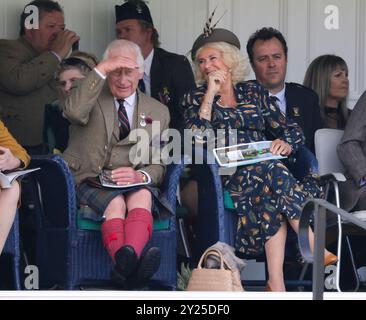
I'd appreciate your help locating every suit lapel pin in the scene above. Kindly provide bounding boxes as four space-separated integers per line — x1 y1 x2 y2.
292 107 300 117
158 87 171 105
139 112 147 127
139 113 152 127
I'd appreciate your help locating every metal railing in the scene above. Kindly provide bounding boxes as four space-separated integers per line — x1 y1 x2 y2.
298 198 366 300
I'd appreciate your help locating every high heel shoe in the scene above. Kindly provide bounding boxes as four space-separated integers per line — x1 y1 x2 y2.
324 252 338 266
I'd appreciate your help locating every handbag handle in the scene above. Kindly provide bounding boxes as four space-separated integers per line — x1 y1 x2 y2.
197 248 230 270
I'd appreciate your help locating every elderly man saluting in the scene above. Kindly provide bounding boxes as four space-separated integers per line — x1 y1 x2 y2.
62 39 171 288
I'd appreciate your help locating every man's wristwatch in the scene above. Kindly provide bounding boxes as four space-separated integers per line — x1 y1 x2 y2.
140 172 148 183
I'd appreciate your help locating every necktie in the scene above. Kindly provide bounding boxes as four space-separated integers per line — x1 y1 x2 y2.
138 78 146 93
270 96 286 113
117 99 130 140
270 96 279 103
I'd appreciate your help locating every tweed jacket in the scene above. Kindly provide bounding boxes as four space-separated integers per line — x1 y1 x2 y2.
62 70 170 186
0 120 30 167
0 37 59 146
337 90 366 210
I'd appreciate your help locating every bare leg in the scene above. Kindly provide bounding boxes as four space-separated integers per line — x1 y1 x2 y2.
0 181 20 254
125 189 152 212
265 222 287 291
104 194 126 220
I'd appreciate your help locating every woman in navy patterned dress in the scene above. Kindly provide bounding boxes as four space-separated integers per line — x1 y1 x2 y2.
183 28 336 291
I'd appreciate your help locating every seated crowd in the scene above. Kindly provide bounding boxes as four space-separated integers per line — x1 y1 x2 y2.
1 0 365 291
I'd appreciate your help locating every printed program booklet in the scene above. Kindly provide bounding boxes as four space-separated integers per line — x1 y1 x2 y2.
213 141 286 168
0 167 40 189
99 170 150 188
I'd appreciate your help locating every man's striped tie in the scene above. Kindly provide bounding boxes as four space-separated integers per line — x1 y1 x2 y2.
117 99 130 140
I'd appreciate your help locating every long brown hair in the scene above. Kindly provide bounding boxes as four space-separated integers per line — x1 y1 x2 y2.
303 54 349 128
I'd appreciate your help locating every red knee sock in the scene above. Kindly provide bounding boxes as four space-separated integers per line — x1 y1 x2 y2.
101 218 125 262
124 208 153 258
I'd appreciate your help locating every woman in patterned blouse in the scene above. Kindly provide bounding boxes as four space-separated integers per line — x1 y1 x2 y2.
183 28 337 291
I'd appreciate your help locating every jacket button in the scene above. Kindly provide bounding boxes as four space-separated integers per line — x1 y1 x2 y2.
104 145 108 150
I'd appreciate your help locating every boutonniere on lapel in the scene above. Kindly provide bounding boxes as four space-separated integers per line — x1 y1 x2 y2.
292 107 301 117
139 112 153 127
158 86 171 105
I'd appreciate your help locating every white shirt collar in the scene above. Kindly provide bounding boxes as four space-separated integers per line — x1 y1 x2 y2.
269 85 285 103
121 91 137 108
143 48 154 77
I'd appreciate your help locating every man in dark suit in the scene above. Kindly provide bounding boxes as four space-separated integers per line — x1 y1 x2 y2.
246 27 322 153
246 27 324 289
115 0 196 131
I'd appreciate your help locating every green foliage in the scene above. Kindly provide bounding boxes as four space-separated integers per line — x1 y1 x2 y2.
177 262 192 291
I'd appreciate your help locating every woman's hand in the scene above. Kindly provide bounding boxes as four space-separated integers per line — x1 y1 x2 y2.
0 146 21 171
270 139 293 156
207 70 229 95
111 167 145 185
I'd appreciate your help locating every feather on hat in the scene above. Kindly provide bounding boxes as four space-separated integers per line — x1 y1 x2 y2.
191 8 240 61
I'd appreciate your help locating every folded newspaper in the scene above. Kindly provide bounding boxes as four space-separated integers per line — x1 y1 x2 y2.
0 167 40 189
213 141 286 167
99 170 150 188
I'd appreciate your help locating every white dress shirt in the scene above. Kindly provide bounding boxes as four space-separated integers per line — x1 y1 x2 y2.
141 48 154 97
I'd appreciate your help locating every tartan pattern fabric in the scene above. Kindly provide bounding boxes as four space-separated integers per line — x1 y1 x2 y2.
77 181 173 221
117 99 130 140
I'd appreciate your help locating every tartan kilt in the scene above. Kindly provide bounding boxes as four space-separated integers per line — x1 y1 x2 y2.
77 181 172 222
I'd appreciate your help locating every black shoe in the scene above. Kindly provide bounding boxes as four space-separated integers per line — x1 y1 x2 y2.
110 266 127 288
135 247 161 286
114 245 138 277
123 247 161 290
